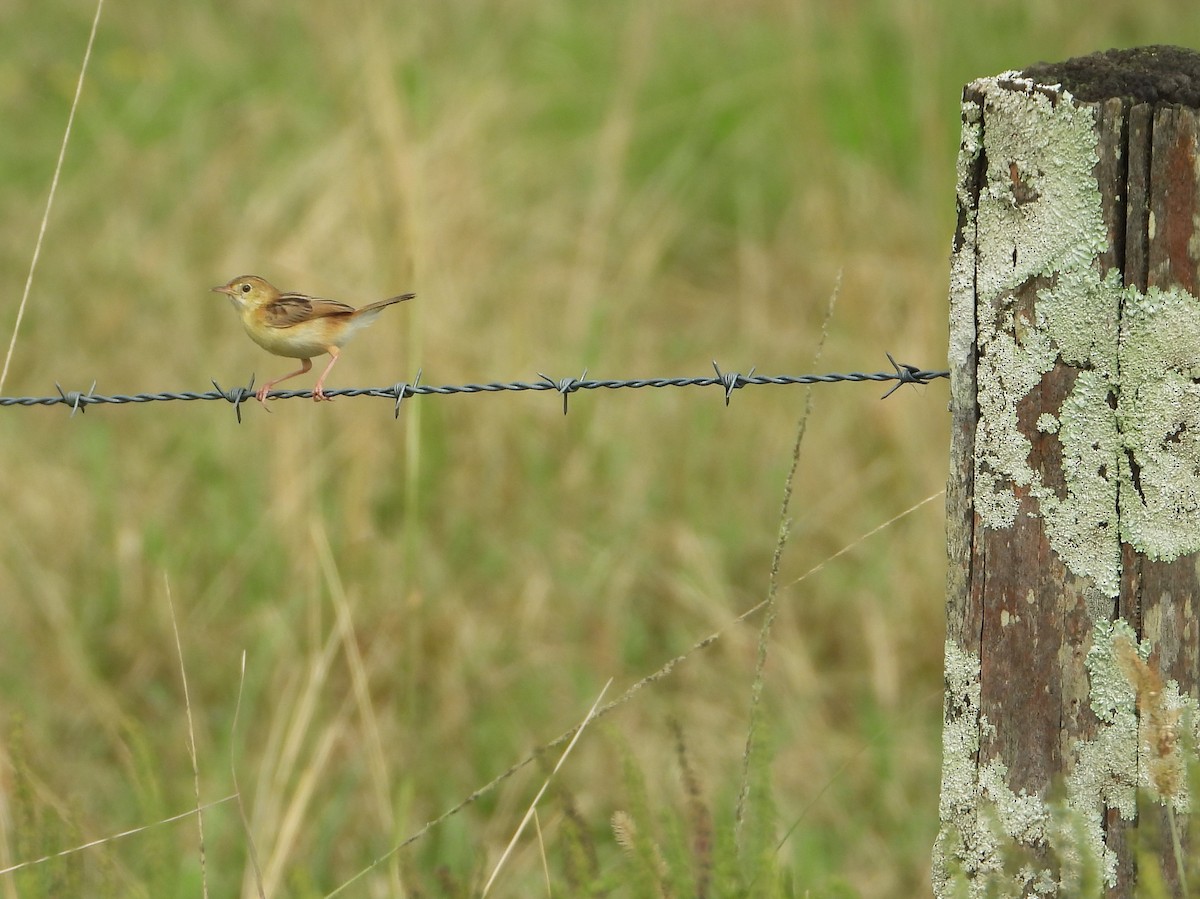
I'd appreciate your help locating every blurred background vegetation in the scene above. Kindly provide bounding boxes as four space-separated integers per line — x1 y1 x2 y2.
1 0 1196 895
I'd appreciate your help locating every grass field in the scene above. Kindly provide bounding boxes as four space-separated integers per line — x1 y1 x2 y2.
2 1 1198 896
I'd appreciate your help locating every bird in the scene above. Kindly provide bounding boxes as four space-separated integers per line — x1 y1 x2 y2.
212 275 414 406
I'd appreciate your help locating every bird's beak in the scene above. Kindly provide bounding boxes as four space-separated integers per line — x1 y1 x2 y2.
212 285 235 296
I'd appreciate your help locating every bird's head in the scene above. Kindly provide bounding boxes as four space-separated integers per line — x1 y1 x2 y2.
212 275 277 310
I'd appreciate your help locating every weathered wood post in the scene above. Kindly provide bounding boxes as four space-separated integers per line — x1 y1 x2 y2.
937 47 1200 896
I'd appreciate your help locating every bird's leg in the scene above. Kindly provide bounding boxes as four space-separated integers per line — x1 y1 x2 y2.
312 346 341 402
256 358 313 405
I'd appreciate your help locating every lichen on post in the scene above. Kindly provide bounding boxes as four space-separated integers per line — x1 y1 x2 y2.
937 46 1200 896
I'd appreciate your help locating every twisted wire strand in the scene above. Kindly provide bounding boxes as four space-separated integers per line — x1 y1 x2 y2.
0 358 948 421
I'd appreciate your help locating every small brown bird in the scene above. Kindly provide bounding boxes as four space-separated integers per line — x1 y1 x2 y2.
212 275 414 406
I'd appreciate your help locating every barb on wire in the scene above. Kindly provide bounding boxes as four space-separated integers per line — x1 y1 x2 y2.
54 380 96 417
0 355 949 420
712 361 756 406
391 369 422 419
538 368 588 416
881 352 926 400
210 376 256 423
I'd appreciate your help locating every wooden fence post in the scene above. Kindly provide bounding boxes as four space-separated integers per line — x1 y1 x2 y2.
937 46 1200 896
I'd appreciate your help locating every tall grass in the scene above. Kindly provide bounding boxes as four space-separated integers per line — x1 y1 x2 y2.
2 0 1197 895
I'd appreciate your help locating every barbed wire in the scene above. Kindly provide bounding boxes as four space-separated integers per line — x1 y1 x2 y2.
0 355 948 422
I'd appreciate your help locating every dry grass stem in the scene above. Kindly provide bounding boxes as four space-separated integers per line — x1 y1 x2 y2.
482 679 612 897
0 796 236 878
1 0 105 393
735 277 839 845
230 651 266 899
165 574 209 899
1113 635 1190 892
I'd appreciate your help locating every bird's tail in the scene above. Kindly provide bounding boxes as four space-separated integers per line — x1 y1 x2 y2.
358 292 416 314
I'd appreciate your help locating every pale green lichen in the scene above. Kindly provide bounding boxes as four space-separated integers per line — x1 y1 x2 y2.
972 77 1108 306
1037 332 1122 599
980 759 1048 846
936 622 1198 896
1094 616 1200 812
1064 619 1142 887
947 100 983 386
934 639 1102 896
1068 619 1200 854
1118 285 1200 560
968 74 1122 599
964 71 1200 595
933 639 1000 892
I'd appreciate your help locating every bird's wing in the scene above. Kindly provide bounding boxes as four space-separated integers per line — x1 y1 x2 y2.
263 293 356 328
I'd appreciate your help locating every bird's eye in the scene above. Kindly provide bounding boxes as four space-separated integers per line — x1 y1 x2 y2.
240 283 251 293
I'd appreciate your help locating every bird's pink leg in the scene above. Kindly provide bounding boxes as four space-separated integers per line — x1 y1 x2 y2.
256 358 313 406
312 347 341 402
